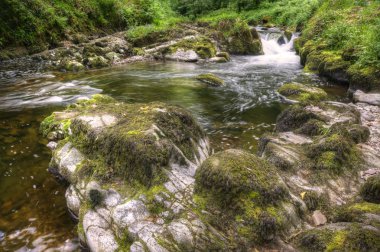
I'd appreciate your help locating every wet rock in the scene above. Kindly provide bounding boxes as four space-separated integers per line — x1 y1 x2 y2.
62 60 85 72
165 49 199 62
215 51 230 61
353 90 380 106
209 56 228 63
278 82 327 103
312 210 327 226
196 73 224 87
66 185 82 216
47 141 57 150
86 56 109 68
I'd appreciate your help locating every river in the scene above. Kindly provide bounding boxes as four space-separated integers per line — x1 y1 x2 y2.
0 30 347 251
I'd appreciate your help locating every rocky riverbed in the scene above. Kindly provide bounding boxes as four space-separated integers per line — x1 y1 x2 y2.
41 88 380 251
1 21 379 251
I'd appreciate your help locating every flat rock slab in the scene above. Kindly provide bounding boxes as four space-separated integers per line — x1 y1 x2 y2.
354 90 380 106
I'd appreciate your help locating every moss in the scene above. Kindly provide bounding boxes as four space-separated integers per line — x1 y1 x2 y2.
196 73 224 87
295 119 326 136
215 52 230 61
89 189 103 208
332 202 380 223
278 83 328 103
194 149 290 245
195 149 288 206
40 114 57 137
306 132 360 174
329 123 370 144
168 36 216 59
297 224 380 252
276 105 321 132
360 175 380 204
215 18 263 55
44 94 206 187
303 191 320 211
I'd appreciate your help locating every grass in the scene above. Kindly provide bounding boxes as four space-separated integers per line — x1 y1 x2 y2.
197 0 322 29
299 0 380 78
0 0 174 50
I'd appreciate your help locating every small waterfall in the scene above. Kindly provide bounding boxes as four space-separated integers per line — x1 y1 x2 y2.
259 29 298 55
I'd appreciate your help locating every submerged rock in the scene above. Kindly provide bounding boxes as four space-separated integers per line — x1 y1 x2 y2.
196 73 224 87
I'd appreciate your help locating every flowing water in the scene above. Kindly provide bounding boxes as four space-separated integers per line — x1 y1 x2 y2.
0 30 347 251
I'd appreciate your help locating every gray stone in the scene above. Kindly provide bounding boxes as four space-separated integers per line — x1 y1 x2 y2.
165 49 199 62
65 185 82 216
112 200 149 229
130 241 146 252
167 220 194 250
354 90 380 106
312 210 327 226
83 210 118 252
47 141 58 150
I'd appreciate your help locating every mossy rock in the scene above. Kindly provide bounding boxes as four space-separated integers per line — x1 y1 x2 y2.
168 36 216 59
194 149 297 244
296 224 380 252
332 201 380 223
196 73 224 87
306 132 360 174
276 105 321 132
42 94 207 186
216 52 230 61
278 83 328 103
360 175 380 204
85 56 109 68
216 18 263 55
195 149 288 206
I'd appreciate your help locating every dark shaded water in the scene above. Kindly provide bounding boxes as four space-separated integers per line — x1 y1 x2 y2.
0 37 347 250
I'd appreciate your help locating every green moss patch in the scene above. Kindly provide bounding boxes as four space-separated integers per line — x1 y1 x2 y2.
360 175 380 204
196 73 224 87
296 224 380 252
194 149 292 244
42 94 206 186
278 83 328 103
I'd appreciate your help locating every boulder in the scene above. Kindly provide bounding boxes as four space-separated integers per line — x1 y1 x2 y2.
278 82 328 103
353 90 380 106
194 149 301 244
196 73 224 87
42 94 230 251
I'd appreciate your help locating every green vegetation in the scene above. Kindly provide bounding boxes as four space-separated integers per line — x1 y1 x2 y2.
297 0 380 90
196 73 224 87
360 175 380 203
297 224 380 252
278 83 328 103
194 149 292 244
0 0 174 50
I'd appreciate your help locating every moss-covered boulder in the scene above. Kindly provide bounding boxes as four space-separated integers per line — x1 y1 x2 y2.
196 73 224 87
278 83 328 103
216 19 263 55
360 175 380 204
165 36 217 61
296 223 380 252
41 94 236 251
194 149 301 246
